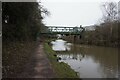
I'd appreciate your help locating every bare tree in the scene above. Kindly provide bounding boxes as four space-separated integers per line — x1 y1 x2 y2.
101 2 118 23
38 1 51 19
118 1 120 22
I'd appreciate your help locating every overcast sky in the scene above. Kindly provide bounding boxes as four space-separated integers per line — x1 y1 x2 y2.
41 0 119 27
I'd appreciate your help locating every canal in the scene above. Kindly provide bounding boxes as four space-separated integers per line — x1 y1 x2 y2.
51 39 118 78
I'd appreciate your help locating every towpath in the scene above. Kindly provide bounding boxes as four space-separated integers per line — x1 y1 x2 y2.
17 43 55 78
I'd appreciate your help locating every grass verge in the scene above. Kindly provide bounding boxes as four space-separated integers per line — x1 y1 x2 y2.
44 40 79 78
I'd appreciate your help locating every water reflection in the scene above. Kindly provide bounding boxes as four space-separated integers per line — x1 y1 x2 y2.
51 39 71 51
51 39 118 78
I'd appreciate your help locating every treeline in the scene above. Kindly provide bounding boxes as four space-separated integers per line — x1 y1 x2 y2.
79 2 120 47
2 2 46 42
80 21 119 47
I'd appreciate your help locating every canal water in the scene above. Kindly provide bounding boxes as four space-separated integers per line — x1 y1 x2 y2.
51 39 118 78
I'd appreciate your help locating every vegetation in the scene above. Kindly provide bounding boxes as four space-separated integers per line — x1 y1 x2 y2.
79 21 119 47
44 40 79 78
2 2 48 77
74 2 119 47
2 2 45 41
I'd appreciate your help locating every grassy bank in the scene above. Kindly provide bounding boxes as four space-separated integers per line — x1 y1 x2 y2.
3 41 37 78
43 40 79 78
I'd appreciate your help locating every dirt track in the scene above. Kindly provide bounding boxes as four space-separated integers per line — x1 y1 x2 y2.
17 43 55 78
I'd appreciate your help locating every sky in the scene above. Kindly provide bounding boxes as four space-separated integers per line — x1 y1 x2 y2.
41 0 119 27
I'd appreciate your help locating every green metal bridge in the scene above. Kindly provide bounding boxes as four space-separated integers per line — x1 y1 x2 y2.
40 25 85 35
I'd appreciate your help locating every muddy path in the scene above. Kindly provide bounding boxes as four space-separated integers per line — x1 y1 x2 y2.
17 43 55 78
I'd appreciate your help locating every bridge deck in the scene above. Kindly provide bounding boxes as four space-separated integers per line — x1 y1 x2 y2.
40 26 85 35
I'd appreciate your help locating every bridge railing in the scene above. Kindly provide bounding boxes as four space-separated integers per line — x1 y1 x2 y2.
40 26 85 35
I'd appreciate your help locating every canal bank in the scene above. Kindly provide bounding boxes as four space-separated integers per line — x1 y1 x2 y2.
43 40 79 78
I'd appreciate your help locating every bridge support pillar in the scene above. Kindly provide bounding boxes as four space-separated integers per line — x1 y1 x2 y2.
74 35 82 43
73 35 77 43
